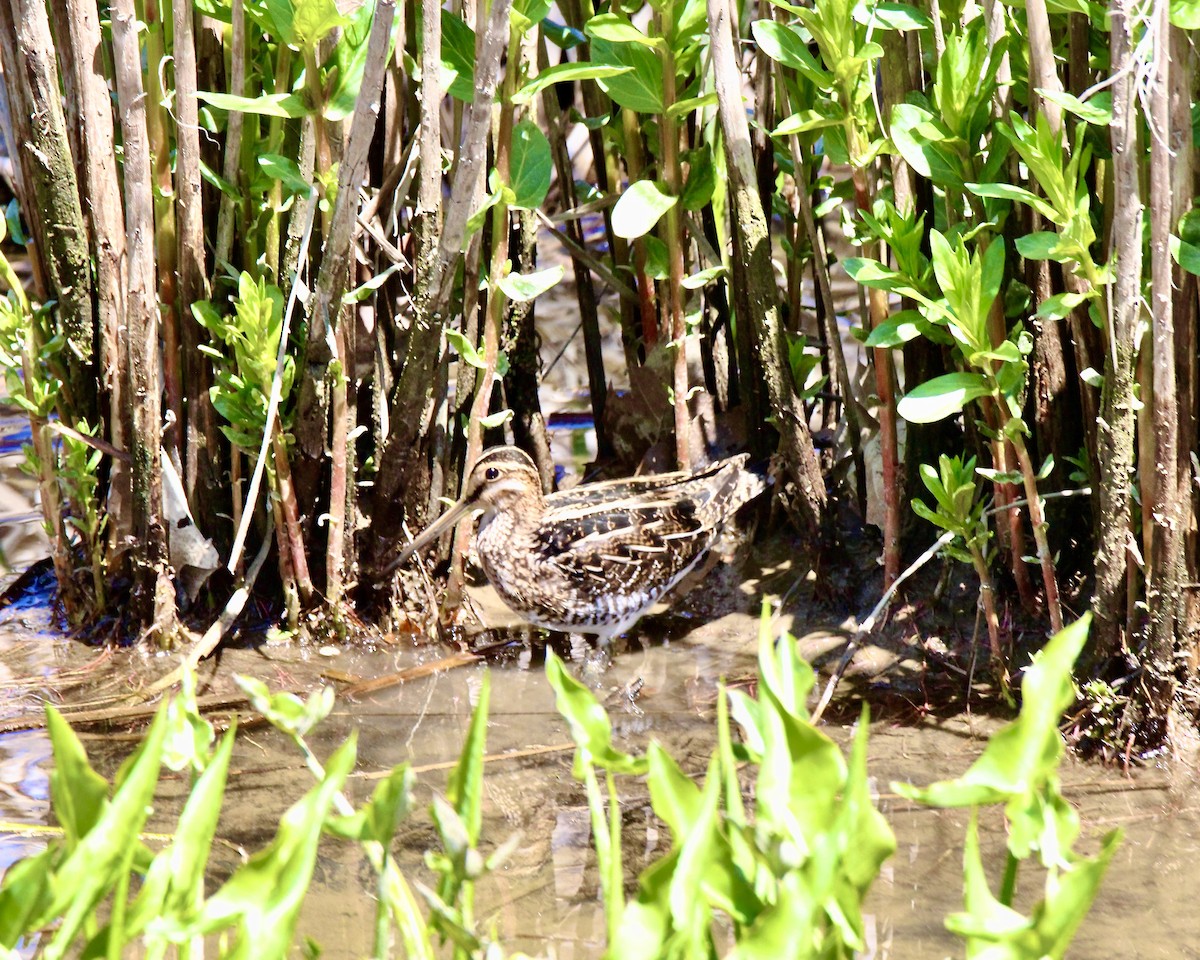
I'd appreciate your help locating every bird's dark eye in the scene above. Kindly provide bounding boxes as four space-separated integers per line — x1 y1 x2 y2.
485 467 500 481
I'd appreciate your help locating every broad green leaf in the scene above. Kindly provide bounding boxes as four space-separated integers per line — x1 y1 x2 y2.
511 62 632 104
448 673 489 844
199 158 243 201
236 676 334 738
863 310 924 348
496 265 565 302
543 18 586 48
681 265 728 289
591 37 664 113
890 102 965 188
680 146 716 210
612 180 677 239
1016 231 1071 262
290 0 347 48
667 92 717 119
4 200 27 246
966 180 1060 223
772 106 844 136
856 1 932 29
45 707 109 846
508 121 552 209
893 615 1091 808
751 20 831 86
646 742 704 838
1171 235 1200 277
126 725 237 939
1172 0 1200 25
441 11 477 102
193 736 356 960
446 328 485 368
897 372 991 423
197 91 311 118
39 708 168 953
585 12 666 50
545 650 647 774
258 154 313 198
1035 290 1092 321
1037 87 1112 126
327 0 396 120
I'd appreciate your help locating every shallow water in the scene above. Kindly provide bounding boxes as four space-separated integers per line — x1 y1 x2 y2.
1 565 1197 959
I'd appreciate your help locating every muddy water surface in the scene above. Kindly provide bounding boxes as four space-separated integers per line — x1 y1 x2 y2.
0 561 1197 959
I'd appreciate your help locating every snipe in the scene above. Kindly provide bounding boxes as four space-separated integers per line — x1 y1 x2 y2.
391 447 766 644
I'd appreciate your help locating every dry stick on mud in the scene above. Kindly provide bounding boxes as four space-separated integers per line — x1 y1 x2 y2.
707 0 825 531
112 0 179 641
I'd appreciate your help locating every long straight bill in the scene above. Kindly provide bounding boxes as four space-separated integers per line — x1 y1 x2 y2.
385 499 476 572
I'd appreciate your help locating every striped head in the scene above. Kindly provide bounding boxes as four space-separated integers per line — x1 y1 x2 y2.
388 446 544 570
460 446 545 519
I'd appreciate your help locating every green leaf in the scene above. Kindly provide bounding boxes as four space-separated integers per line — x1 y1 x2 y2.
326 0 396 121
1172 0 1200 27
681 264 727 289
496 265 564 302
192 737 356 960
448 673 489 843
680 146 716 210
890 102 966 188
545 650 647 774
46 706 110 846
666 92 717 119
772 105 845 136
591 37 664 113
290 0 347 48
1035 290 1091 321
258 154 313 198
126 724 237 939
38 707 168 949
966 180 1060 223
441 11 477 102
4 200 27 246
1171 235 1200 277
511 62 632 104
894 615 1092 809
612 180 677 239
508 120 552 209
585 12 667 50
864 310 924 348
1016 230 1071 262
446 328 485 368
197 91 311 118
1037 87 1112 126
751 20 831 86
897 372 992 423
857 1 932 29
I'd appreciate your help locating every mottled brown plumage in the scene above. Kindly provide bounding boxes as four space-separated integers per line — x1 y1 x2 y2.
393 446 766 642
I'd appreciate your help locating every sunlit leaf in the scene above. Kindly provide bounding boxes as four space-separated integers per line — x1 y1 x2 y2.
612 180 677 239
511 62 632 104
496 265 564 302
897 372 991 423
197 91 310 118
508 121 552 210
590 37 663 113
